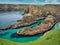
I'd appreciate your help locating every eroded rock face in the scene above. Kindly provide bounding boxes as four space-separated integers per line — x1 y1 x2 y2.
17 15 56 36
0 4 59 30
22 13 43 23
56 15 60 22
0 13 43 30
0 4 28 11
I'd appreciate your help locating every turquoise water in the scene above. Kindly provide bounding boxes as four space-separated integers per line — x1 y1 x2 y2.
51 22 60 30
0 11 60 42
0 19 43 42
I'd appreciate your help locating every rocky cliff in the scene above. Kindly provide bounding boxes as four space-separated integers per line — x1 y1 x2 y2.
17 15 56 36
0 4 60 30
0 4 60 15
0 4 29 11
0 13 43 30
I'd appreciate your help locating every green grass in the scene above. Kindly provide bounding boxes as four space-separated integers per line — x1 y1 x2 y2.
0 28 60 45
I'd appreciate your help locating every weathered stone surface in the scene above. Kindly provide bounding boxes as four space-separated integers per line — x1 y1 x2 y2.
0 4 59 30
0 13 43 30
56 15 60 22
17 15 56 36
0 4 60 15
0 4 29 11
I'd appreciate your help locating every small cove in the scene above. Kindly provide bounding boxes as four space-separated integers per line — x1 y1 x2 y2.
0 11 60 42
0 11 24 28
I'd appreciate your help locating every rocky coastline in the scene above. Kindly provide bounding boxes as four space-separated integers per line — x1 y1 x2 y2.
17 15 56 36
0 4 60 36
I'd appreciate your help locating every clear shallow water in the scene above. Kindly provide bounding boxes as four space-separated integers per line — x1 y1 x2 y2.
0 11 60 42
0 18 43 42
51 22 60 30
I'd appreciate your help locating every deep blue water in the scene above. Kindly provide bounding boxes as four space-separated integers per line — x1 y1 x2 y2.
0 11 60 42
0 11 24 28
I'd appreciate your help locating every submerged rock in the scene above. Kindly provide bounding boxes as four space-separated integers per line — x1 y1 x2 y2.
17 15 56 36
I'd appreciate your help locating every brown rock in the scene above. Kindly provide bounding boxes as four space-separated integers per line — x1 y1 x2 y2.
17 15 56 36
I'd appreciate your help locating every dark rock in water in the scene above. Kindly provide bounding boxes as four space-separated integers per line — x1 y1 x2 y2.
0 8 4 11
0 30 3 32
11 32 42 38
11 33 19 38
17 15 56 36
17 19 22 22
0 32 9 37
0 26 10 30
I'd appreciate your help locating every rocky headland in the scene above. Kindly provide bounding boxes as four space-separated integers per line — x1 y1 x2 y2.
0 4 60 31
17 15 56 36
0 13 44 30
0 4 60 15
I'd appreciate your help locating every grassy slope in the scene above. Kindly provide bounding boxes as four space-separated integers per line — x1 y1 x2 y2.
0 29 60 45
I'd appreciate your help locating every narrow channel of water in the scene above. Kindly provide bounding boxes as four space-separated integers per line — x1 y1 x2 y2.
0 11 60 42
0 19 43 42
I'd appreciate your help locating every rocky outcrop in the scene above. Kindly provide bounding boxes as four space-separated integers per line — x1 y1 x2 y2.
0 4 60 15
56 15 60 22
0 4 59 30
0 13 44 30
0 4 28 11
17 15 56 36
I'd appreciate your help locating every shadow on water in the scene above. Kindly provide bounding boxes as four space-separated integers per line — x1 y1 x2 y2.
0 19 44 42
15 19 44 29
0 30 3 32
10 33 43 42
10 22 57 38
11 33 43 38
0 32 9 37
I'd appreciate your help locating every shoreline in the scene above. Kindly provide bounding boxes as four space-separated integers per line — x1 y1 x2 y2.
17 15 57 36
0 17 44 30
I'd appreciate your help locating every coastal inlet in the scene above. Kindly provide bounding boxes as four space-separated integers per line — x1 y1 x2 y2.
0 11 44 42
0 11 60 42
